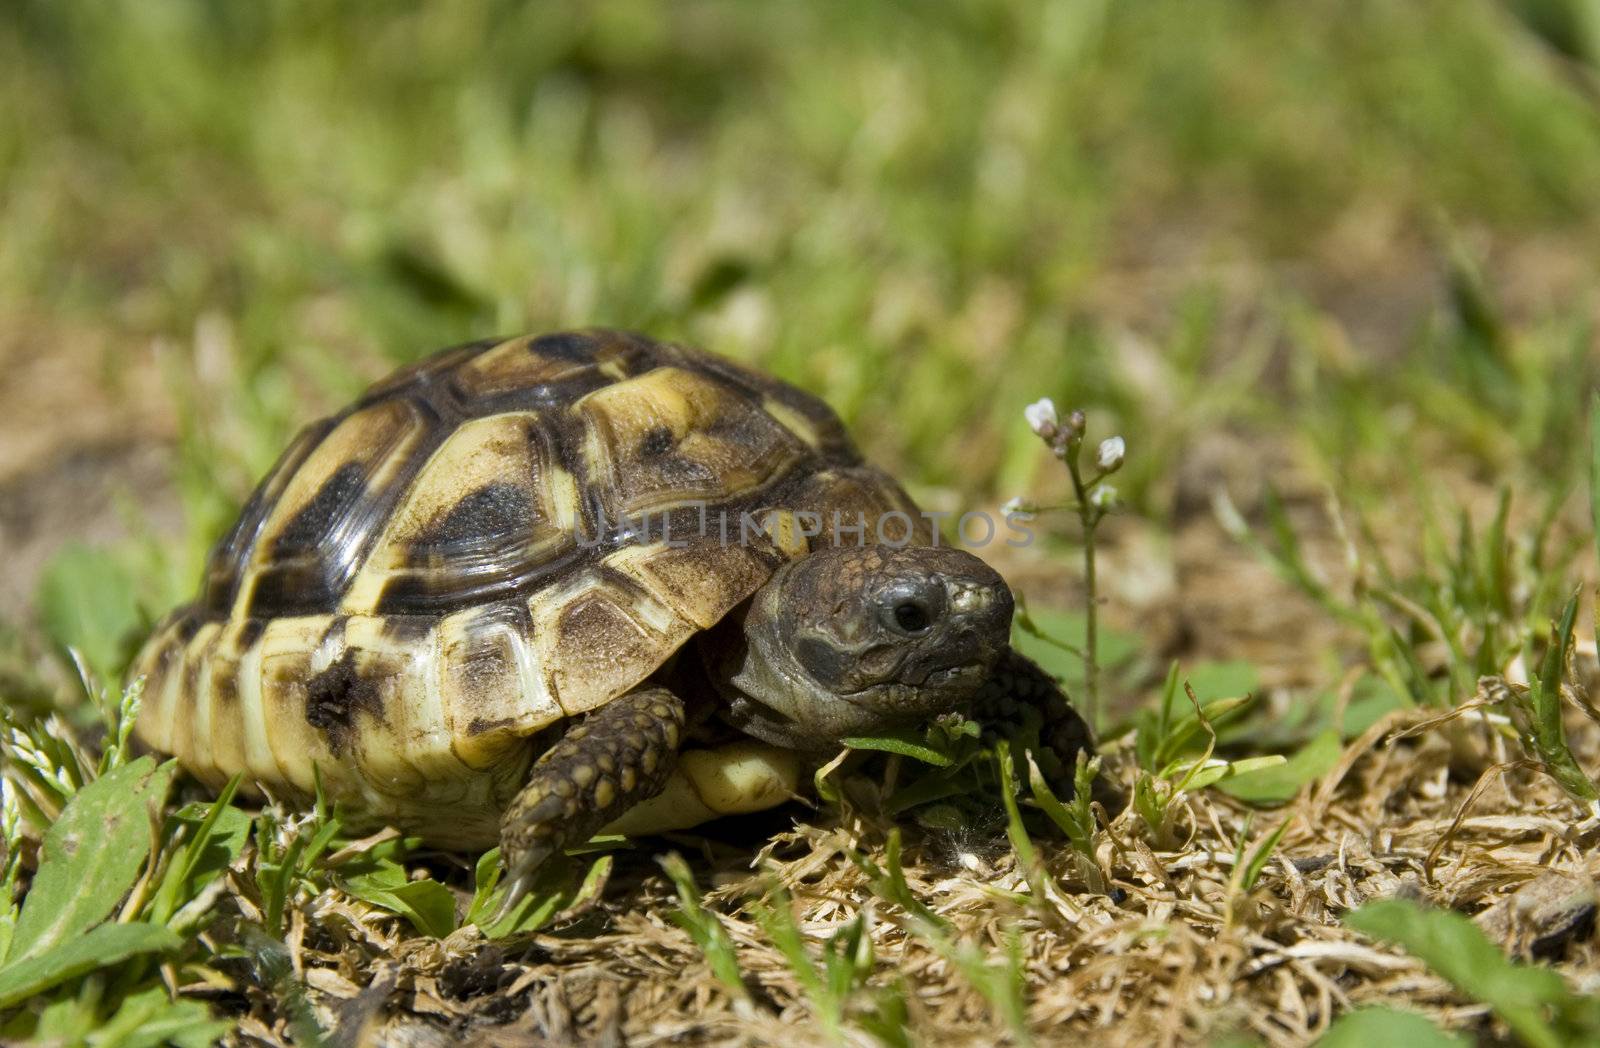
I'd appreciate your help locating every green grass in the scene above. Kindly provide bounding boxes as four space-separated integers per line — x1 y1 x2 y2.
4 0 1600 1043
5 1 1600 542
1345 898 1600 1048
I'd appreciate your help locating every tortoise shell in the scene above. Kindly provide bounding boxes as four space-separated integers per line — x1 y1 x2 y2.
131 330 924 846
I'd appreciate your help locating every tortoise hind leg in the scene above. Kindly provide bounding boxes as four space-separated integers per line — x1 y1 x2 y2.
498 686 686 912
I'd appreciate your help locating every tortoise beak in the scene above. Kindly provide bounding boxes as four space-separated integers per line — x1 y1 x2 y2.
946 571 1013 643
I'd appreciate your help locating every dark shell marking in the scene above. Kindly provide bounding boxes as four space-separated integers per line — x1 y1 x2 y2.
131 329 921 847
303 650 384 753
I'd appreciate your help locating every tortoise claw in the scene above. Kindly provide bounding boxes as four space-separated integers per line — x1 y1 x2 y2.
492 867 538 925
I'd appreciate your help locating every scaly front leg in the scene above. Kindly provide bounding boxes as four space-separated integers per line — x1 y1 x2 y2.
498 686 685 912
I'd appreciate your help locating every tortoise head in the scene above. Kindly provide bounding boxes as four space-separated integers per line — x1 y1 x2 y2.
711 545 1014 750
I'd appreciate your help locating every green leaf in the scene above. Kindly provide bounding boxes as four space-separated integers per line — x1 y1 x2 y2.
7 756 176 963
148 777 251 927
848 833 1030 1043
752 887 849 1044
841 729 953 767
1482 486 1513 622
1345 899 1569 1048
0 922 181 1008
1027 751 1097 858
1524 591 1598 804
1011 607 1140 690
465 848 504 926
1138 661 1183 768
882 767 981 815
821 913 874 1009
339 852 458 939
470 849 613 938
342 874 458 939
1218 729 1343 804
85 985 231 1048
1538 591 1578 705
993 742 1046 900
27 991 98 1043
1132 773 1167 841
1320 1007 1470 1047
1027 750 1106 892
1167 754 1287 793
1184 660 1260 701
255 804 342 938
1153 694 1256 768
850 831 943 929
35 543 142 685
1238 818 1292 892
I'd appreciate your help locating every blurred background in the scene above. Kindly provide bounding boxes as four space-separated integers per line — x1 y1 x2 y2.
2 0 1599 697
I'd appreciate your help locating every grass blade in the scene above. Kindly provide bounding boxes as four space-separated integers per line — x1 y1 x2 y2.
1239 817 1292 892
1346 899 1568 1048
660 853 749 1005
841 729 954 767
146 774 247 927
1321 1007 1470 1047
1523 591 1599 806
0 922 180 1008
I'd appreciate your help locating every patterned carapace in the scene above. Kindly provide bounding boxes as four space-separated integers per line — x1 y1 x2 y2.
131 330 925 847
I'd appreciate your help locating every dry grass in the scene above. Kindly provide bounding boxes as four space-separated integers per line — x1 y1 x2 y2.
218 696 1598 1047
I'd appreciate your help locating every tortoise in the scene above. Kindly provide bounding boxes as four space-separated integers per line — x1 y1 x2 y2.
131 329 1093 907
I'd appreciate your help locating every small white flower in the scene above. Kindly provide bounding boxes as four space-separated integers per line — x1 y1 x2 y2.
1090 484 1118 510
1001 496 1035 520
1096 435 1126 473
1023 398 1058 436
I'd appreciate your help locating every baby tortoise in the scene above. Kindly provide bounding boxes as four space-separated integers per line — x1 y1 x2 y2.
131 330 1094 907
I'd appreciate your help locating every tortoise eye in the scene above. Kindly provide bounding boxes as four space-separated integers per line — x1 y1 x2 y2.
878 578 943 636
893 601 931 633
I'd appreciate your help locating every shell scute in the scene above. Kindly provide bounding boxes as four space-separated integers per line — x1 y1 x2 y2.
528 568 690 717
236 396 435 618
602 540 782 630
437 601 560 769
360 339 490 402
450 333 597 400
575 365 807 516
343 411 578 614
201 423 329 614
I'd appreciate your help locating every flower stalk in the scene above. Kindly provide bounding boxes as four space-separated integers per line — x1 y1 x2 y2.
1015 399 1123 726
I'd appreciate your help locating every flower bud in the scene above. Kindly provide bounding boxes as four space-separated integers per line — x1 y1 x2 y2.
1024 398 1058 439
1064 410 1087 439
1000 496 1036 521
1096 435 1125 474
1090 484 1118 510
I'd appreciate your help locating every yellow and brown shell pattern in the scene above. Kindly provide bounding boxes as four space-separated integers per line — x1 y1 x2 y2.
131 330 923 847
